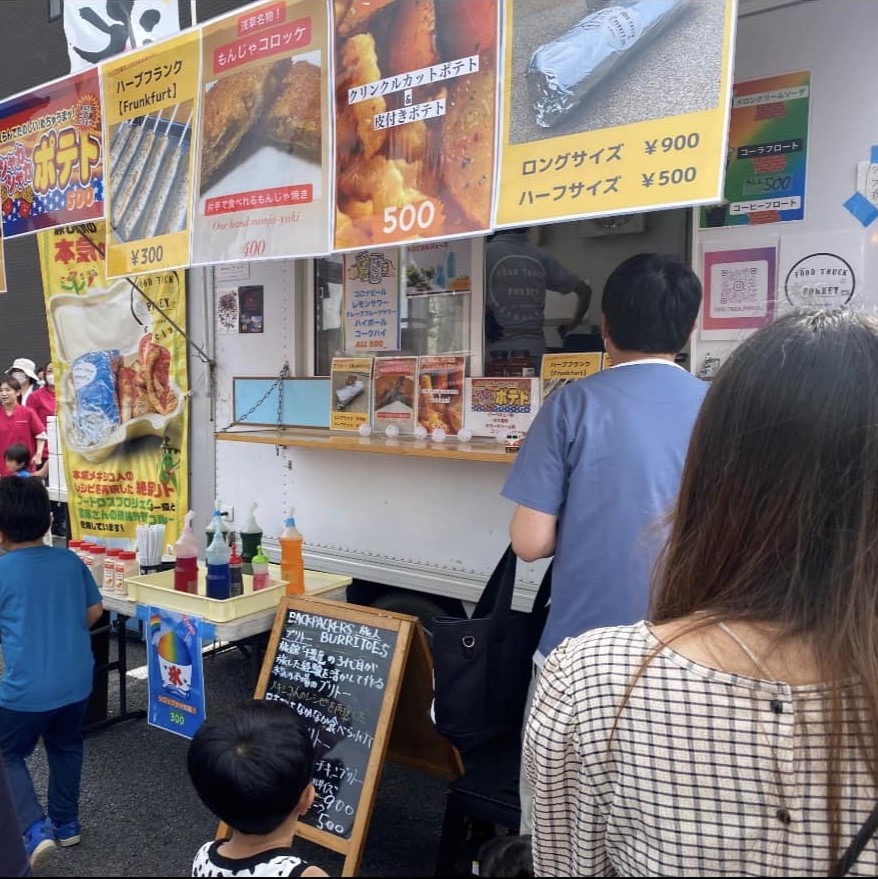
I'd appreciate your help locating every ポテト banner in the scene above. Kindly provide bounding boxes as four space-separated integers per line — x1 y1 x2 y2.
0 70 105 237
334 0 500 249
495 0 737 227
102 30 200 276
190 0 333 264
701 70 810 228
38 222 189 547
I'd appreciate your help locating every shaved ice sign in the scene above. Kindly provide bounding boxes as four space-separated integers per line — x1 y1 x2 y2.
146 606 206 739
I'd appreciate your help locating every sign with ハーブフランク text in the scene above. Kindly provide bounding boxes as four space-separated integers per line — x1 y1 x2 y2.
496 0 737 227
102 30 200 277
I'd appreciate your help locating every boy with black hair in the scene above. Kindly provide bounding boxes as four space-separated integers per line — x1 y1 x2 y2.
188 699 328 877
3 444 30 477
0 476 102 867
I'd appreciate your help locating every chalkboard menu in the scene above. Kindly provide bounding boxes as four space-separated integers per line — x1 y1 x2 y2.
262 604 400 840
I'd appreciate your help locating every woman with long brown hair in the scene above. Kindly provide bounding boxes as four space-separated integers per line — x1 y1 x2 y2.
523 309 878 876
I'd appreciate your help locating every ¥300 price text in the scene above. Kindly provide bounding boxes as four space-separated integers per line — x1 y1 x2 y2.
130 245 164 267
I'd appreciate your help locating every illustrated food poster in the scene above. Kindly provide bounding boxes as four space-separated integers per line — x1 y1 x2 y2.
373 356 417 432
417 354 465 434
465 376 539 437
334 0 500 249
330 356 373 431
0 70 105 237
540 352 603 403
102 31 200 276
191 0 334 264
495 0 737 226
38 222 189 546
147 607 206 739
701 70 810 227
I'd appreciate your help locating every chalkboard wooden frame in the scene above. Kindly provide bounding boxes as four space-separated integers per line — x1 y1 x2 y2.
242 594 460 876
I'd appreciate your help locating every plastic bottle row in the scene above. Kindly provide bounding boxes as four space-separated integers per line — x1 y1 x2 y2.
70 540 139 595
172 501 305 601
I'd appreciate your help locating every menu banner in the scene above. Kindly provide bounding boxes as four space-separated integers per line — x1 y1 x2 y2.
373 356 417 433
102 30 200 277
191 0 333 264
417 354 465 434
146 606 207 740
38 222 189 546
343 248 400 353
334 0 500 249
464 376 539 438
495 0 737 227
702 70 810 228
0 70 105 238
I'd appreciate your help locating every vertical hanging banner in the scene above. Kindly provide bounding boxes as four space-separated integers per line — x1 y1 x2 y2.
38 222 189 546
191 0 333 265
495 0 737 227
334 0 500 250
701 70 810 228
102 30 200 277
343 248 401 353
0 70 104 238
146 606 206 739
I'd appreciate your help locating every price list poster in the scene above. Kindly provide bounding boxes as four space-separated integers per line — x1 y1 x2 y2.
102 30 200 277
191 0 334 265
495 0 738 227
0 69 105 238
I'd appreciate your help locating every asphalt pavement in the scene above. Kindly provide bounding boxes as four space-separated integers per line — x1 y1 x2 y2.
25 634 449 878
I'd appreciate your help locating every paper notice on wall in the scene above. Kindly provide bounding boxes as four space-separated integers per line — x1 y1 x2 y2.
465 377 539 437
330 357 373 432
343 249 401 353
373 356 417 433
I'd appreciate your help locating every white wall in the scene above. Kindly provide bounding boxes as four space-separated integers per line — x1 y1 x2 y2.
693 0 878 370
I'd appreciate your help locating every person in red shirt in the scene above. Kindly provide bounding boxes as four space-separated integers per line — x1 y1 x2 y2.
0 376 46 477
26 363 55 433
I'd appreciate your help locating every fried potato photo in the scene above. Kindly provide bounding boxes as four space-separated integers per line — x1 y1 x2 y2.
333 0 499 248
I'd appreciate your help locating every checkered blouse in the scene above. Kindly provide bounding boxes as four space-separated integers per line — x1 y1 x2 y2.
522 622 878 877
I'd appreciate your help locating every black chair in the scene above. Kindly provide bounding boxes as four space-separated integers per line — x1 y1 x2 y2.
434 733 522 877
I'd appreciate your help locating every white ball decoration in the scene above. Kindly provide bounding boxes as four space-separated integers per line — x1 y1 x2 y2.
457 428 473 442
385 425 400 438
358 423 372 437
414 425 428 440
431 427 447 443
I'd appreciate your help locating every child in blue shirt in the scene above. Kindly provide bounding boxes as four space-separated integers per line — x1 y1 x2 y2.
4 444 30 478
0 476 102 868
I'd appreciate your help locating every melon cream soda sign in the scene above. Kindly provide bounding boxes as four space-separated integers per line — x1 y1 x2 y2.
39 222 189 546
102 30 200 277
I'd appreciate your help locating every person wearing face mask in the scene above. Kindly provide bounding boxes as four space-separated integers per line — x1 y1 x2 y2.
26 365 65 538
6 360 39 407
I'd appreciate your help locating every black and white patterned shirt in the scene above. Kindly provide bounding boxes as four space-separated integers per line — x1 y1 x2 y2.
192 840 311 877
523 622 878 877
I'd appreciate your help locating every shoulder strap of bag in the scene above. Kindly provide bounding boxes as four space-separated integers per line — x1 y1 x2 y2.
472 545 518 621
829 801 878 877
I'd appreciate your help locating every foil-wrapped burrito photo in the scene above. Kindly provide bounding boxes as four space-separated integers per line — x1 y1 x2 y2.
527 0 689 128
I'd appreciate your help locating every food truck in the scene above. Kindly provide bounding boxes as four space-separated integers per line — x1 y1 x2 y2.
0 0 874 631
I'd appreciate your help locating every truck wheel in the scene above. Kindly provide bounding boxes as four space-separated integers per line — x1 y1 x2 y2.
369 592 463 641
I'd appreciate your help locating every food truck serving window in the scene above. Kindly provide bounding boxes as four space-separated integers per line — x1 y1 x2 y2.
313 254 474 376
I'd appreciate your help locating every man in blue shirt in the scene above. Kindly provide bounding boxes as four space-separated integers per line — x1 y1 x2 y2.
504 253 706 833
504 253 706 659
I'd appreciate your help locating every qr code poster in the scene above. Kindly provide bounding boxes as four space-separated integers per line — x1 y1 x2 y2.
702 245 778 337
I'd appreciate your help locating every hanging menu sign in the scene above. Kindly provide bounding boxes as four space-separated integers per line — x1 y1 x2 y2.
495 0 737 227
102 30 200 277
334 0 500 249
0 70 105 238
191 0 333 265
343 248 400 353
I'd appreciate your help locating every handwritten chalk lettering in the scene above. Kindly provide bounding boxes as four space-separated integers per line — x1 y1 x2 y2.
317 631 391 657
